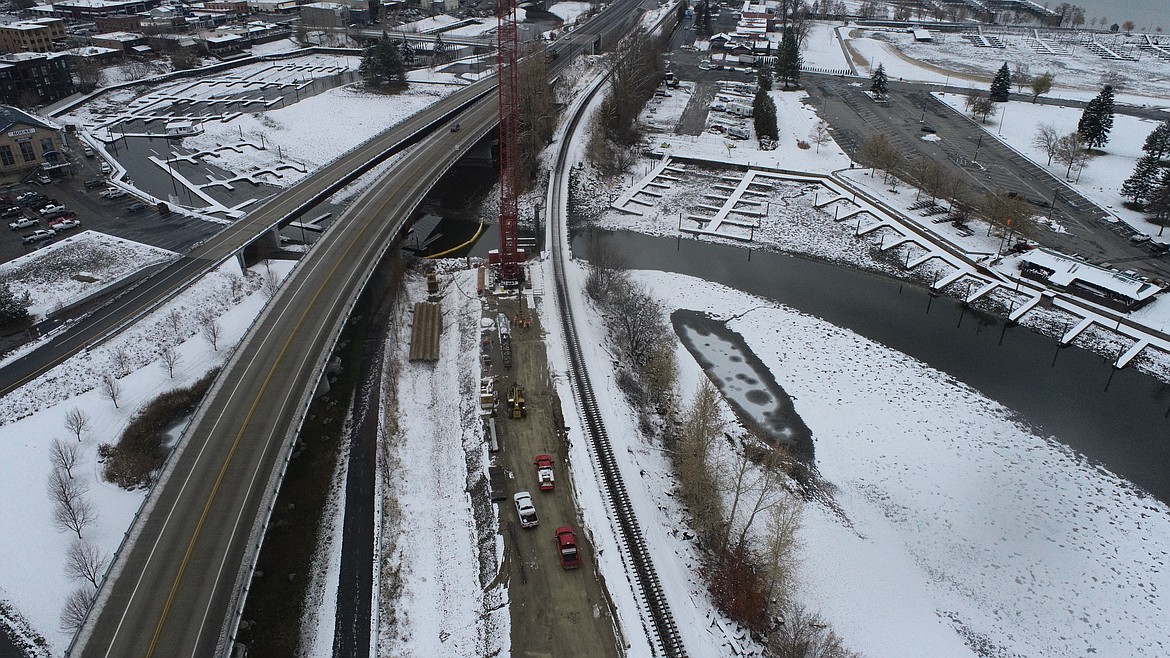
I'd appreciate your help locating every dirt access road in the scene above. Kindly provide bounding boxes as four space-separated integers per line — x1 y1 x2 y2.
483 282 623 658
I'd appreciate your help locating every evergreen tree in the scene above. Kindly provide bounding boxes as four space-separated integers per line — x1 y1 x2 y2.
1121 153 1164 205
775 27 801 89
753 87 778 141
399 38 416 66
1142 120 1170 160
433 34 449 64
360 36 406 87
0 283 31 326
758 64 772 91
1078 85 1115 149
870 63 888 97
989 62 1011 101
1147 169 1170 228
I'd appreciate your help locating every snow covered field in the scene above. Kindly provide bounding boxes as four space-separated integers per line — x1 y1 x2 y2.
644 271 1170 658
0 256 296 654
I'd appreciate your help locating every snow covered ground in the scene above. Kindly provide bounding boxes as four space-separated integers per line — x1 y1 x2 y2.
0 232 177 322
548 1 592 27
643 270 1170 658
840 24 1170 105
0 256 296 654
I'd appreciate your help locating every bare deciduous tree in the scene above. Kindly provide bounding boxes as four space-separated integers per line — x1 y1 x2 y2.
1032 123 1061 165
159 345 181 378
1055 131 1091 179
59 586 96 632
673 380 726 544
768 602 862 658
166 308 184 337
227 273 246 302
110 344 132 378
857 134 903 184
64 407 90 442
201 317 221 351
51 438 81 479
964 92 997 123
261 269 280 299
584 232 629 302
66 539 109 588
100 373 122 409
809 121 832 153
48 468 95 539
610 281 665 367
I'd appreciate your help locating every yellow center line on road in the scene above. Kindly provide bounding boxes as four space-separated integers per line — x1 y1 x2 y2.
143 180 409 657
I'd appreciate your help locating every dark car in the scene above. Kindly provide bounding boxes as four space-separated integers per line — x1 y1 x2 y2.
1 206 23 218
83 178 106 189
20 194 47 207
921 125 937 134
127 202 147 213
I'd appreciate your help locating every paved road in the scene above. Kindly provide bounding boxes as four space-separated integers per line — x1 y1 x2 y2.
74 93 503 658
804 75 1170 281
69 2 650 657
0 79 495 399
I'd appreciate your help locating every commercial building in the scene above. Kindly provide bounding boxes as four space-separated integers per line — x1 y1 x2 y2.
0 18 67 53
0 105 63 179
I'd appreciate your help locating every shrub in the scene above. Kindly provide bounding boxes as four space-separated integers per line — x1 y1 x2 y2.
101 369 219 489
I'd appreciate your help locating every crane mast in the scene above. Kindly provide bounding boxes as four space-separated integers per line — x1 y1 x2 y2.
496 0 523 284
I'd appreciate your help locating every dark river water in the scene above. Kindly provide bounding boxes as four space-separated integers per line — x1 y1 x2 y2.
571 229 1170 503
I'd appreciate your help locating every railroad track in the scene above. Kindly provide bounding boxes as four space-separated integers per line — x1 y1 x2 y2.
547 70 686 657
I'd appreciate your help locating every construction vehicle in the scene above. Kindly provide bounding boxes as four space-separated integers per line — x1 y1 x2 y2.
507 383 527 419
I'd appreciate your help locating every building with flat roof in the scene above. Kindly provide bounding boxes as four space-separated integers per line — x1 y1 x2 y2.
46 0 161 20
0 51 74 107
0 17 67 53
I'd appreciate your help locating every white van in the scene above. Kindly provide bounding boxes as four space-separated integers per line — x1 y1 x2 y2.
727 125 750 140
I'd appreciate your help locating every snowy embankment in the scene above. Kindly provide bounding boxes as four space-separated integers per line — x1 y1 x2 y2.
640 270 1170 658
0 231 176 323
0 255 297 654
373 269 508 658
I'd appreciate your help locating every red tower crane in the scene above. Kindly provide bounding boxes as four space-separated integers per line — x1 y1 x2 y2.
495 0 523 284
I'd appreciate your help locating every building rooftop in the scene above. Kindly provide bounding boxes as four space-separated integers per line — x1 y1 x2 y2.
0 105 59 133
1021 248 1162 302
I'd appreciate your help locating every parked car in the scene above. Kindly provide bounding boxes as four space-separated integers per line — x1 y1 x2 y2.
83 146 94 157
534 455 555 491
99 161 111 174
16 191 41 203
1131 233 1152 244
554 526 581 569
50 218 80 232
513 491 539 529
38 203 65 215
47 212 77 226
1 206 23 218
99 187 126 199
20 194 47 208
83 177 106 189
35 173 51 185
8 216 37 230
127 202 147 213
21 228 55 245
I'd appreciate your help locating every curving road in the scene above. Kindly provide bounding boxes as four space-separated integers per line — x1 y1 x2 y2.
0 79 495 399
74 97 502 658
69 3 650 657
